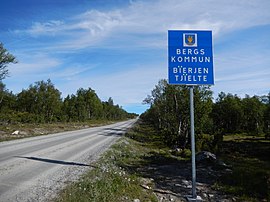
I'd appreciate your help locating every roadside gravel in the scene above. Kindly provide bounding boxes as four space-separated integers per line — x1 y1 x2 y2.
0 119 136 202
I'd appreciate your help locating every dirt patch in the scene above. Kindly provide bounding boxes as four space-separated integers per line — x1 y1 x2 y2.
126 152 237 202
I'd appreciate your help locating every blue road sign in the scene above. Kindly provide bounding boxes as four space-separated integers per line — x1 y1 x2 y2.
168 30 214 85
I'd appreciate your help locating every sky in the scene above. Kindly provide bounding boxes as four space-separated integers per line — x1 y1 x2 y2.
1 0 270 114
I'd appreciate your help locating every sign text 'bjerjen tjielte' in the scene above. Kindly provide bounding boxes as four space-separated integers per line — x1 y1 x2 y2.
168 30 214 85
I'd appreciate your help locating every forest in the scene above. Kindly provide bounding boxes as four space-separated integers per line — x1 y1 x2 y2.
0 79 137 124
141 79 270 150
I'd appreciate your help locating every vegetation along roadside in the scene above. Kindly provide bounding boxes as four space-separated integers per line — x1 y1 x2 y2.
55 120 270 202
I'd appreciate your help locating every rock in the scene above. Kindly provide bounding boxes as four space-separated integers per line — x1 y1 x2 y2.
208 194 214 198
19 131 28 136
182 179 191 187
11 130 20 135
215 159 231 169
141 184 151 190
169 195 174 201
196 151 217 164
170 146 183 156
202 193 208 198
196 151 232 170
133 199 140 202
140 178 154 186
175 148 182 152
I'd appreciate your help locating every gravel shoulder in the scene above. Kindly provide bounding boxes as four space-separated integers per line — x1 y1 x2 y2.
0 119 136 202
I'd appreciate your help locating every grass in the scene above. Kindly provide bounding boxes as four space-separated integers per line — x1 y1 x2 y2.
223 133 267 142
55 124 159 202
0 120 116 142
215 133 270 201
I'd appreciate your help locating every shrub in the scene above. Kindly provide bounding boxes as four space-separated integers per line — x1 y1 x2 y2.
196 133 214 152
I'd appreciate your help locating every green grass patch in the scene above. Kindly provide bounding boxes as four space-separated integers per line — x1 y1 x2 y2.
223 133 266 142
215 134 270 201
55 134 158 202
125 122 165 148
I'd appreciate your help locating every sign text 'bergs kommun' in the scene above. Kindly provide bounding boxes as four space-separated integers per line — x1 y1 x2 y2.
168 30 214 85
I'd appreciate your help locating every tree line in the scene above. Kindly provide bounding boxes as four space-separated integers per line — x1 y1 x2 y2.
0 79 137 123
0 43 136 124
141 79 270 150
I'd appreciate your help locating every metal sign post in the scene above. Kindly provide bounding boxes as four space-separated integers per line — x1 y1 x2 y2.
189 85 196 199
168 30 214 201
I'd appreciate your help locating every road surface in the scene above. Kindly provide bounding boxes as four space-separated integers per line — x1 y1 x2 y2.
0 119 136 202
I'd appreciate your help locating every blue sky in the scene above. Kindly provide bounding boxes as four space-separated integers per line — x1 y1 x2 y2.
1 0 270 114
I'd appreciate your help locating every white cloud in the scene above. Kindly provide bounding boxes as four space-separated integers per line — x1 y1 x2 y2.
74 9 122 32
54 65 97 80
12 0 270 51
9 53 61 76
13 9 123 50
120 0 270 37
29 20 65 36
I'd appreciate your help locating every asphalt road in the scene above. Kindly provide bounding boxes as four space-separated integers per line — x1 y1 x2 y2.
0 119 136 202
